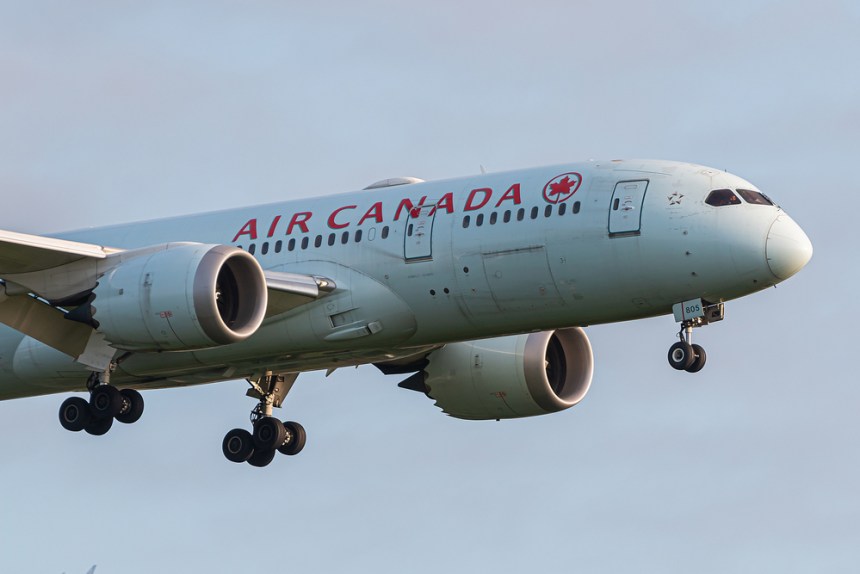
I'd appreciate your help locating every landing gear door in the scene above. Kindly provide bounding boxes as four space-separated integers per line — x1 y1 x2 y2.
404 204 436 261
608 180 648 235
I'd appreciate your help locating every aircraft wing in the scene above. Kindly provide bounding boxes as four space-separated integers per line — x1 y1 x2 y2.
263 270 336 317
0 229 119 274
0 230 334 356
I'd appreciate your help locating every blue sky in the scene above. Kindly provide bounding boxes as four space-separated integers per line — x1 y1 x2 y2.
1 2 858 572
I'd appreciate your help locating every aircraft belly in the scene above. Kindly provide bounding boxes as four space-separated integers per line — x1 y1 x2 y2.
0 328 90 399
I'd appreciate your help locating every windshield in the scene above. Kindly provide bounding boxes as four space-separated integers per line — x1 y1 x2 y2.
736 189 774 206
705 189 741 207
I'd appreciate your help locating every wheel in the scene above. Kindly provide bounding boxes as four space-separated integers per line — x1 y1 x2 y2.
90 385 123 418
668 342 695 370
116 389 145 424
85 414 114 436
686 344 707 373
248 447 276 467
253 417 287 450
223 428 255 463
59 397 92 432
278 421 306 456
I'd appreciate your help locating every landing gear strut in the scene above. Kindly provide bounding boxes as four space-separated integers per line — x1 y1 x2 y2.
667 298 724 373
58 369 145 435
222 372 306 467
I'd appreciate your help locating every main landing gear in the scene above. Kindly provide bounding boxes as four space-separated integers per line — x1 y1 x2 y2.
222 372 306 467
667 298 725 373
58 372 145 435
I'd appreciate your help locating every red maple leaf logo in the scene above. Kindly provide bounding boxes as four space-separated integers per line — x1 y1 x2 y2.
542 172 582 204
549 176 577 197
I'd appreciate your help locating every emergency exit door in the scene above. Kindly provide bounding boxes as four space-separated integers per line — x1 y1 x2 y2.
608 180 648 235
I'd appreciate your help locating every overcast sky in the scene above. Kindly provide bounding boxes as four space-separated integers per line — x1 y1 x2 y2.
1 1 858 573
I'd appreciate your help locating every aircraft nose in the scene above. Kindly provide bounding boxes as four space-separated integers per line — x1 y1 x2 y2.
766 214 813 280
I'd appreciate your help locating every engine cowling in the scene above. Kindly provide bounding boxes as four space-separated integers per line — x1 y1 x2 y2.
422 328 593 420
91 243 267 351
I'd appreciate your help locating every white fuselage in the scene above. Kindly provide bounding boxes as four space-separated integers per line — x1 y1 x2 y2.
0 159 810 398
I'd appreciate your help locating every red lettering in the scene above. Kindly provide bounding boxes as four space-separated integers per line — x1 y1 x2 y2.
394 197 427 221
430 192 455 215
327 205 356 229
464 188 492 211
266 215 282 238
286 212 312 234
358 202 384 225
232 219 258 243
494 183 521 207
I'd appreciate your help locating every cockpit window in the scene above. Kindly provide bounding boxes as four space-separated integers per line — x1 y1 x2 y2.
736 188 774 206
705 189 741 207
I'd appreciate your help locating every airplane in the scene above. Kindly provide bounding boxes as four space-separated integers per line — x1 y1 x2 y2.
0 159 812 467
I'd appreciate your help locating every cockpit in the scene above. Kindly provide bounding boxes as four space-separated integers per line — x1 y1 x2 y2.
705 188 774 207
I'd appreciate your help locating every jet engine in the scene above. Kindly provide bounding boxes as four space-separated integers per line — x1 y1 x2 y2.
416 328 593 420
87 243 268 351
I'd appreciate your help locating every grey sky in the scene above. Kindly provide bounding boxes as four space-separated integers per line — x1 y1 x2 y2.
0 1 857 572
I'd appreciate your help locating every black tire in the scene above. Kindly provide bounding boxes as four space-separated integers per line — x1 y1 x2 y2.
90 385 123 418
278 421 307 456
85 414 114 436
116 389 145 424
59 397 92 432
248 447 276 468
686 344 707 373
222 428 255 463
668 342 695 371
253 417 287 450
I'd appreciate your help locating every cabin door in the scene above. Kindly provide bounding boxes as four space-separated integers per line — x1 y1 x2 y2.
404 204 436 261
608 180 648 235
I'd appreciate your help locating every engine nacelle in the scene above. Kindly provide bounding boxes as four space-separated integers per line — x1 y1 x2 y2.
423 328 594 420
91 243 267 351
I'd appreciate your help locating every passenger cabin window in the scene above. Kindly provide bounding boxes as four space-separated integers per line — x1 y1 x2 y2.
705 189 742 207
736 188 774 206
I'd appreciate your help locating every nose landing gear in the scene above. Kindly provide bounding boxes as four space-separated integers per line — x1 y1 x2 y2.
667 298 723 373
222 372 306 467
668 327 707 373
